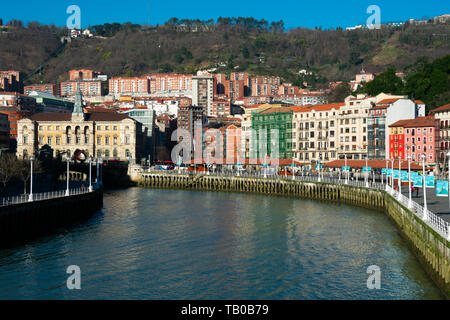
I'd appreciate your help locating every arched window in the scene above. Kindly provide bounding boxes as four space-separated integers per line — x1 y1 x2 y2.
125 149 130 158
105 149 110 158
23 149 28 159
97 149 103 158
113 148 118 158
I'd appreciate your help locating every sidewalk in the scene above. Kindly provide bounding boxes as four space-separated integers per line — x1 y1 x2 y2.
400 186 450 223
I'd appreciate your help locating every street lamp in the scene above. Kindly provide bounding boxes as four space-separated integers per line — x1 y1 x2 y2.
407 154 412 208
365 156 369 188
344 156 348 184
447 151 450 213
88 157 93 192
28 156 34 202
65 156 70 196
421 153 428 220
391 158 395 193
397 157 402 200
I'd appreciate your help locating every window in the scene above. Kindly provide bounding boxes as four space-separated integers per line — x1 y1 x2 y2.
47 136 52 145
105 136 110 145
56 136 61 145
113 136 118 145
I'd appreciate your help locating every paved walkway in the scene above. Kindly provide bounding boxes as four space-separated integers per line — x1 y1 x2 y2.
399 185 450 223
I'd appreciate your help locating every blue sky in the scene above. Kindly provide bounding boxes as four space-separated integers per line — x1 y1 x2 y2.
1 0 449 29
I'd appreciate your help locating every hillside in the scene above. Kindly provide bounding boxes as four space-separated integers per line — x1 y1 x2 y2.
0 18 449 90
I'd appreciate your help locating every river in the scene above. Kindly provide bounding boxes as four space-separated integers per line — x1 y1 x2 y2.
0 188 443 299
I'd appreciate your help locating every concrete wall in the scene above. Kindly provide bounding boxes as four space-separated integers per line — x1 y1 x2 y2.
0 189 103 245
138 173 450 298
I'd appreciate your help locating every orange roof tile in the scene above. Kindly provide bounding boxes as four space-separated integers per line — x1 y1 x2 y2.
432 103 450 113
377 98 400 105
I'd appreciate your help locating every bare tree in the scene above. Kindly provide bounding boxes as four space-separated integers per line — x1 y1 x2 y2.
16 159 41 195
0 154 19 195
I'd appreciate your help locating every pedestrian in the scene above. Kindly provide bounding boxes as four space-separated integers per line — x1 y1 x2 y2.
411 185 414 197
415 187 419 197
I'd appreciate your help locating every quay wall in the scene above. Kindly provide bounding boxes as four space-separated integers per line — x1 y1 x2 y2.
0 189 103 245
138 173 450 298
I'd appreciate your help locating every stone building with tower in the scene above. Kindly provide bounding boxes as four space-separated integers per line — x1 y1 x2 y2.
16 83 146 162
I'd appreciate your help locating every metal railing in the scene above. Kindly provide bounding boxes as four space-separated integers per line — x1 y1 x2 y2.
143 169 450 240
0 185 98 207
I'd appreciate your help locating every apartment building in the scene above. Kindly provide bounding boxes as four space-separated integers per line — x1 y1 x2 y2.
211 99 231 117
69 69 102 81
61 80 104 97
336 94 376 160
0 92 37 139
432 103 450 169
367 95 423 159
249 76 281 96
148 73 192 94
25 84 59 96
388 116 438 164
0 70 24 93
109 77 150 96
192 75 214 116
272 93 327 106
251 106 294 159
292 103 343 163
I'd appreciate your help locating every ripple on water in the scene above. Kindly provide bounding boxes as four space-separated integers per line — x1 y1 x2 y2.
0 188 444 299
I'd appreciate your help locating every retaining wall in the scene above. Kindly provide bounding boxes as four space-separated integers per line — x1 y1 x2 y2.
0 189 103 245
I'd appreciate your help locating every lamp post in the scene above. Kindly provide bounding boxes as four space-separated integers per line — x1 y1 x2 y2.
65 156 70 196
88 157 93 192
407 154 412 208
28 156 34 202
391 158 394 193
397 157 402 200
447 151 450 213
365 156 369 188
421 153 428 220
344 155 350 184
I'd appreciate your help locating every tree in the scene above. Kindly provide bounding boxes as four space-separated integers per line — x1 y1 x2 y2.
362 68 404 96
0 153 19 195
327 83 352 103
16 159 41 195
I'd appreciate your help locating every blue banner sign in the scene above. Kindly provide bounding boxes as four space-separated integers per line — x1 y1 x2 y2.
425 175 435 188
393 170 400 179
386 169 393 176
413 175 422 188
362 166 372 172
401 170 409 182
436 180 449 197
381 168 387 175
341 166 350 171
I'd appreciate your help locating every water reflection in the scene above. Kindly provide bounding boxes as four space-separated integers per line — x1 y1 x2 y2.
0 188 444 299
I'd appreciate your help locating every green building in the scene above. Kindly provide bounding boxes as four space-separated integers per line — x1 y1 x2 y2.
251 106 293 159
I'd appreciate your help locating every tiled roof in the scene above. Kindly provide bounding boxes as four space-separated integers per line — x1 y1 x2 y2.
291 103 344 113
324 159 422 170
432 103 450 113
377 98 400 105
259 106 293 115
389 116 435 128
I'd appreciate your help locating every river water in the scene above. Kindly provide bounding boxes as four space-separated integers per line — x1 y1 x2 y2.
0 188 443 299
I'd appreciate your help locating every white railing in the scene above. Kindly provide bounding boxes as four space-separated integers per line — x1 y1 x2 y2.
144 170 450 240
0 185 99 207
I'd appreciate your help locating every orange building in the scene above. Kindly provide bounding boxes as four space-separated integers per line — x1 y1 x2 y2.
109 77 150 95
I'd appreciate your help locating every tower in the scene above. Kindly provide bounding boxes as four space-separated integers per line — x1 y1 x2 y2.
72 81 84 121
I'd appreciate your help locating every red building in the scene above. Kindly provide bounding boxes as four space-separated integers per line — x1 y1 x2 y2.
211 99 231 117
0 92 37 139
109 77 149 95
69 69 101 80
0 70 24 93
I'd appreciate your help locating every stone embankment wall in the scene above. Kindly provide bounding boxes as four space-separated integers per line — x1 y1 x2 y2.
0 189 103 245
138 173 450 298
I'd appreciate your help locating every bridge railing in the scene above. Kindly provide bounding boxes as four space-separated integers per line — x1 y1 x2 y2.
143 170 450 240
0 185 99 207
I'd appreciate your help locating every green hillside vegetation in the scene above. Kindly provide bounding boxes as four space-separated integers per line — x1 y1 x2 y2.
0 17 448 106
357 55 450 108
